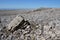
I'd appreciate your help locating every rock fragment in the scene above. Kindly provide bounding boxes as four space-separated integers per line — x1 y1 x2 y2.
6 15 30 32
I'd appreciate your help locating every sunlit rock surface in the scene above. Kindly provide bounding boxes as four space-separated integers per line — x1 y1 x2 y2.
0 8 60 40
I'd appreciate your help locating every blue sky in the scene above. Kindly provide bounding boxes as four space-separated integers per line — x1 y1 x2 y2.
0 0 60 9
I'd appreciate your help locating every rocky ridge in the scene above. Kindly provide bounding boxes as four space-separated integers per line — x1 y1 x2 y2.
0 8 60 40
